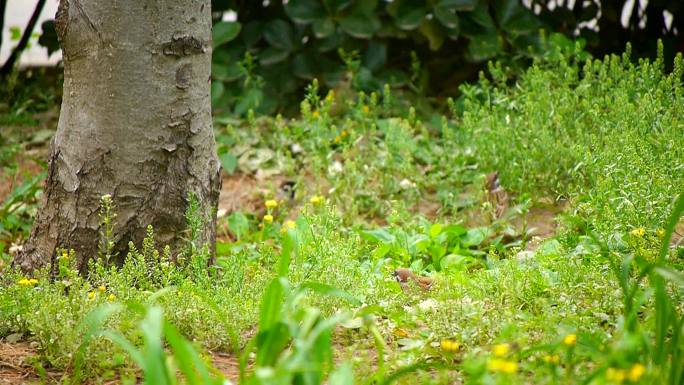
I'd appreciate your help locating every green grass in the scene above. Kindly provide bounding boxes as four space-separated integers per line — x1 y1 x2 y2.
1 42 683 384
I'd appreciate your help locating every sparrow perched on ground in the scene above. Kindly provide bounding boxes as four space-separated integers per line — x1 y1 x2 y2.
485 171 509 219
392 268 434 291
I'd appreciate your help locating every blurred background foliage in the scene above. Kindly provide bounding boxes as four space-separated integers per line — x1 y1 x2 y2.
1 0 683 116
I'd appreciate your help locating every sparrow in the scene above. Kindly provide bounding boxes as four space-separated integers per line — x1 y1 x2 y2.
485 171 509 219
392 268 434 291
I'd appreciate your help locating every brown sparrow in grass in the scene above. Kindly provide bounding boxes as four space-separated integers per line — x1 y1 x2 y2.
485 171 509 219
392 268 434 291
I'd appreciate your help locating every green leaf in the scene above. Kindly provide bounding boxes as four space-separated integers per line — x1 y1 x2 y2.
653 266 684 289
313 18 336 38
210 81 225 107
259 278 286 331
339 13 381 38
329 362 354 385
285 0 327 23
462 227 490 247
429 223 443 238
298 282 362 306
438 0 476 11
495 0 540 33
394 4 426 31
469 4 496 30
361 228 395 244
264 19 294 51
227 212 249 240
212 62 243 82
434 5 460 30
219 152 237 174
363 40 387 72
213 21 241 47
467 33 501 61
419 19 446 51
234 88 263 116
324 0 353 12
259 46 291 65
10 26 21 41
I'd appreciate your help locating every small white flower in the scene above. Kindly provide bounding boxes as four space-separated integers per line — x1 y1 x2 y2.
399 179 415 189
417 298 439 311
328 160 343 175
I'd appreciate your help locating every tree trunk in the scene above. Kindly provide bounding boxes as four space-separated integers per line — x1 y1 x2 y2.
15 0 221 272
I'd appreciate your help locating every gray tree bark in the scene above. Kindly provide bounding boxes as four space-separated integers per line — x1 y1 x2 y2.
15 0 221 272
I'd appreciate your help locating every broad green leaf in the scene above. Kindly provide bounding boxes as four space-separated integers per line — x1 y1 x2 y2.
285 0 327 23
212 62 243 82
219 152 238 174
313 18 335 38
234 88 263 116
462 227 490 247
495 0 540 33
324 0 353 12
213 21 241 47
339 13 381 38
363 40 387 71
264 19 294 51
361 228 395 244
434 5 460 30
227 211 249 240
394 4 426 31
259 279 286 331
259 46 291 65
329 362 354 385
467 32 501 61
469 4 496 30
653 266 684 289
419 19 446 51
438 0 476 11
210 81 225 107
242 21 265 47
429 223 443 238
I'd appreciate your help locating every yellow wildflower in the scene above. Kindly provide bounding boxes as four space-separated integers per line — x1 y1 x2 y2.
487 358 518 374
341 130 348 137
627 363 645 382
17 278 32 286
61 250 69 259
334 135 341 143
493 343 510 357
87 291 96 300
440 339 460 353
263 214 274 224
280 220 296 234
309 195 324 205
29 279 38 285
312 110 320 119
98 285 106 293
606 367 626 383
630 227 645 237
562 333 577 346
107 294 116 302
362 105 370 114
265 199 278 209
656 228 665 239
542 354 560 364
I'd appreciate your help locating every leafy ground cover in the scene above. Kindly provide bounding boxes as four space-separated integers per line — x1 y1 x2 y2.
0 43 683 384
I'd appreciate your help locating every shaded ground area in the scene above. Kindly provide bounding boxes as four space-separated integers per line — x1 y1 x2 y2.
0 341 240 384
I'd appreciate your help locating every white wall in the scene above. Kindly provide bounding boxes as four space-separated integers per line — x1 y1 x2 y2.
1 0 61 66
